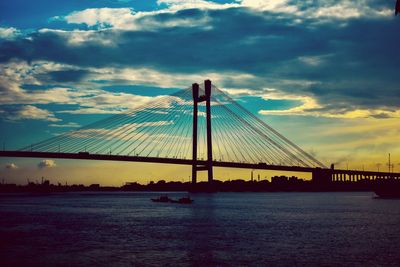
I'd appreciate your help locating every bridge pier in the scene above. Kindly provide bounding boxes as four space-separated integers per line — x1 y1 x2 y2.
192 83 199 184
191 80 214 186
205 80 214 183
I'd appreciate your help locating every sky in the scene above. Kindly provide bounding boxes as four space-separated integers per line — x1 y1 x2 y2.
0 0 399 185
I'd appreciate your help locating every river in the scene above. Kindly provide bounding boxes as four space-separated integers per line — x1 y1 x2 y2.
1 192 399 266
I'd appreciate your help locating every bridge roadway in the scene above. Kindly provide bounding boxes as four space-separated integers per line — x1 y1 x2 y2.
1 150 399 179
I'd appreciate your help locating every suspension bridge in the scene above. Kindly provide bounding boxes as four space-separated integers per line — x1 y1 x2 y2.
1 80 399 186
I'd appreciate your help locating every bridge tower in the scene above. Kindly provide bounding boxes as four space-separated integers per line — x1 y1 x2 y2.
192 80 213 184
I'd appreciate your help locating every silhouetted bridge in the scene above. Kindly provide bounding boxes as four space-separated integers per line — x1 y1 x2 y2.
1 80 399 184
1 150 398 182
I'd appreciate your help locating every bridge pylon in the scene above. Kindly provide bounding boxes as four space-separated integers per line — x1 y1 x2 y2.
192 80 213 185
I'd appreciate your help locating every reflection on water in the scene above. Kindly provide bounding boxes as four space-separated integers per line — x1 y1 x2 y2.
1 192 400 266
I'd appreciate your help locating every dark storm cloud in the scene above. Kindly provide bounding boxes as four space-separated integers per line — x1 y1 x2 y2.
0 8 330 71
0 6 399 113
141 7 205 23
46 69 90 82
288 0 391 12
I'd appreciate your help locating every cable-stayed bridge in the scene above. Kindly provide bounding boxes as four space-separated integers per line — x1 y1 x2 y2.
1 80 399 184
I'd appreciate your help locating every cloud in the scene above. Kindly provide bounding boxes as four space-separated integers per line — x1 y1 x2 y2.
1 105 61 122
0 59 254 114
158 0 238 10
158 0 391 20
259 103 400 119
226 86 400 119
0 12 324 71
37 29 118 46
46 69 90 83
5 163 18 170
49 122 81 128
258 89 321 116
0 2 399 120
0 27 21 40
56 91 161 114
239 0 392 20
62 7 212 31
17 105 59 121
240 0 298 13
0 60 171 114
305 1 391 20
3 6 396 74
38 159 56 169
65 8 135 29
224 86 400 119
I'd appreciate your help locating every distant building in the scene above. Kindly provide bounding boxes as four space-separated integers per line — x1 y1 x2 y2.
271 176 289 184
271 175 301 184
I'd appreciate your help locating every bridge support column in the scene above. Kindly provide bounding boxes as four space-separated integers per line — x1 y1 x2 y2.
205 80 214 183
192 83 199 184
191 80 214 186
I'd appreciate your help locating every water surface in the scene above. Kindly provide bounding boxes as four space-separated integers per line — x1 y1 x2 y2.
1 192 399 266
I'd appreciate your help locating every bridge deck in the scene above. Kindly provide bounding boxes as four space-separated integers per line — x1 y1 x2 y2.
0 151 398 177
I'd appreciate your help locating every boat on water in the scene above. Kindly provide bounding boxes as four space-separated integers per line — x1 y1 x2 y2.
374 180 400 198
170 196 194 204
151 195 171 202
151 195 194 204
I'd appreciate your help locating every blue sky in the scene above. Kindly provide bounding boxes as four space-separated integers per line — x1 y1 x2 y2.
1 0 400 184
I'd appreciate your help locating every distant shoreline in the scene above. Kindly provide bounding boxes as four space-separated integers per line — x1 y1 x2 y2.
0 176 384 193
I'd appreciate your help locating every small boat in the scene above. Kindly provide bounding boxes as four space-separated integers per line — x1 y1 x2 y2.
170 196 194 204
151 195 171 202
151 195 194 204
178 196 194 204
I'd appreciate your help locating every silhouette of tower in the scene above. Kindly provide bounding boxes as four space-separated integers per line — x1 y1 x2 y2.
192 80 213 184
